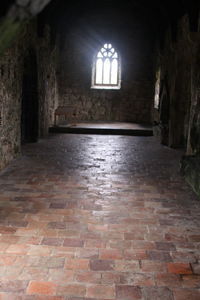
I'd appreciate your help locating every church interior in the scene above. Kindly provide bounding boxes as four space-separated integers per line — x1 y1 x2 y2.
0 0 200 299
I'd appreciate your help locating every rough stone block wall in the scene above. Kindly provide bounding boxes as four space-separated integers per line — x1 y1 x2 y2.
189 41 200 155
37 25 58 136
0 29 25 170
56 20 154 124
153 15 199 150
0 21 58 171
153 12 200 198
58 83 153 124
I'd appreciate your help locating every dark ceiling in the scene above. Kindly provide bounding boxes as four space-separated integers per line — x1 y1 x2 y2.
45 0 196 21
40 0 199 33
1 0 199 41
36 0 199 47
1 0 199 28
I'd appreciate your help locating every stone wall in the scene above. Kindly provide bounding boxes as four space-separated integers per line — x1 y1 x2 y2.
0 21 58 171
37 25 58 136
0 76 21 170
153 12 200 198
0 25 26 170
181 26 200 198
153 15 199 150
189 41 200 155
56 15 154 124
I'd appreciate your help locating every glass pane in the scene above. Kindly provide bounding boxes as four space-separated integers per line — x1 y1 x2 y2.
111 48 115 53
104 43 108 48
96 59 103 84
108 51 112 57
103 58 110 84
97 52 103 58
101 48 106 52
113 52 118 58
111 59 118 84
108 43 112 49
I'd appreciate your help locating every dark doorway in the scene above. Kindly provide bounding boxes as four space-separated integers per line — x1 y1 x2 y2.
159 76 170 146
21 49 39 144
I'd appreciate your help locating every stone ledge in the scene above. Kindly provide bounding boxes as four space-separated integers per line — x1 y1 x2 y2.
49 126 153 136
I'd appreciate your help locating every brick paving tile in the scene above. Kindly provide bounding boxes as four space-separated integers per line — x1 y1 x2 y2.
39 257 65 269
66 298 97 300
0 134 200 299
173 288 200 300
75 249 99 259
155 273 182 287
0 255 17 266
181 275 200 288
36 297 64 300
101 272 121 284
0 294 36 300
56 284 86 297
141 260 167 272
147 250 172 262
142 287 174 299
63 239 84 248
116 285 142 299
90 260 115 271
99 249 123 260
27 281 56 295
0 280 29 292
124 249 148 260
86 284 115 299
6 244 30 255
65 259 90 270
167 262 193 274
120 272 155 286
27 281 57 295
19 267 49 281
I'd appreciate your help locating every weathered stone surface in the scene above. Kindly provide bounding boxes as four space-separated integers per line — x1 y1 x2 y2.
56 15 154 124
152 12 200 198
153 15 199 150
0 21 58 171
181 155 200 198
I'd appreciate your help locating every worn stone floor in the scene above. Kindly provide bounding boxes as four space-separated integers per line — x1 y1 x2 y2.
0 134 200 300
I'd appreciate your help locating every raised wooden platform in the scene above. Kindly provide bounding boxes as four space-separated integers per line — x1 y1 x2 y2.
49 122 153 136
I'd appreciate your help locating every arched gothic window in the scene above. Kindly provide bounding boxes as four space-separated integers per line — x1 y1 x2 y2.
91 43 121 89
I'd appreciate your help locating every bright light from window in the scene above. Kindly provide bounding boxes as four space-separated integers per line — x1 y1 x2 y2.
97 52 103 58
103 58 110 84
111 59 118 84
92 43 121 89
96 59 103 84
154 69 161 109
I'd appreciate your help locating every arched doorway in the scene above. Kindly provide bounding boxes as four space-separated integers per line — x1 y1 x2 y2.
21 48 39 143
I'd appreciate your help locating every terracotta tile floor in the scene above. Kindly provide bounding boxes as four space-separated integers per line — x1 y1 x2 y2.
0 134 200 300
